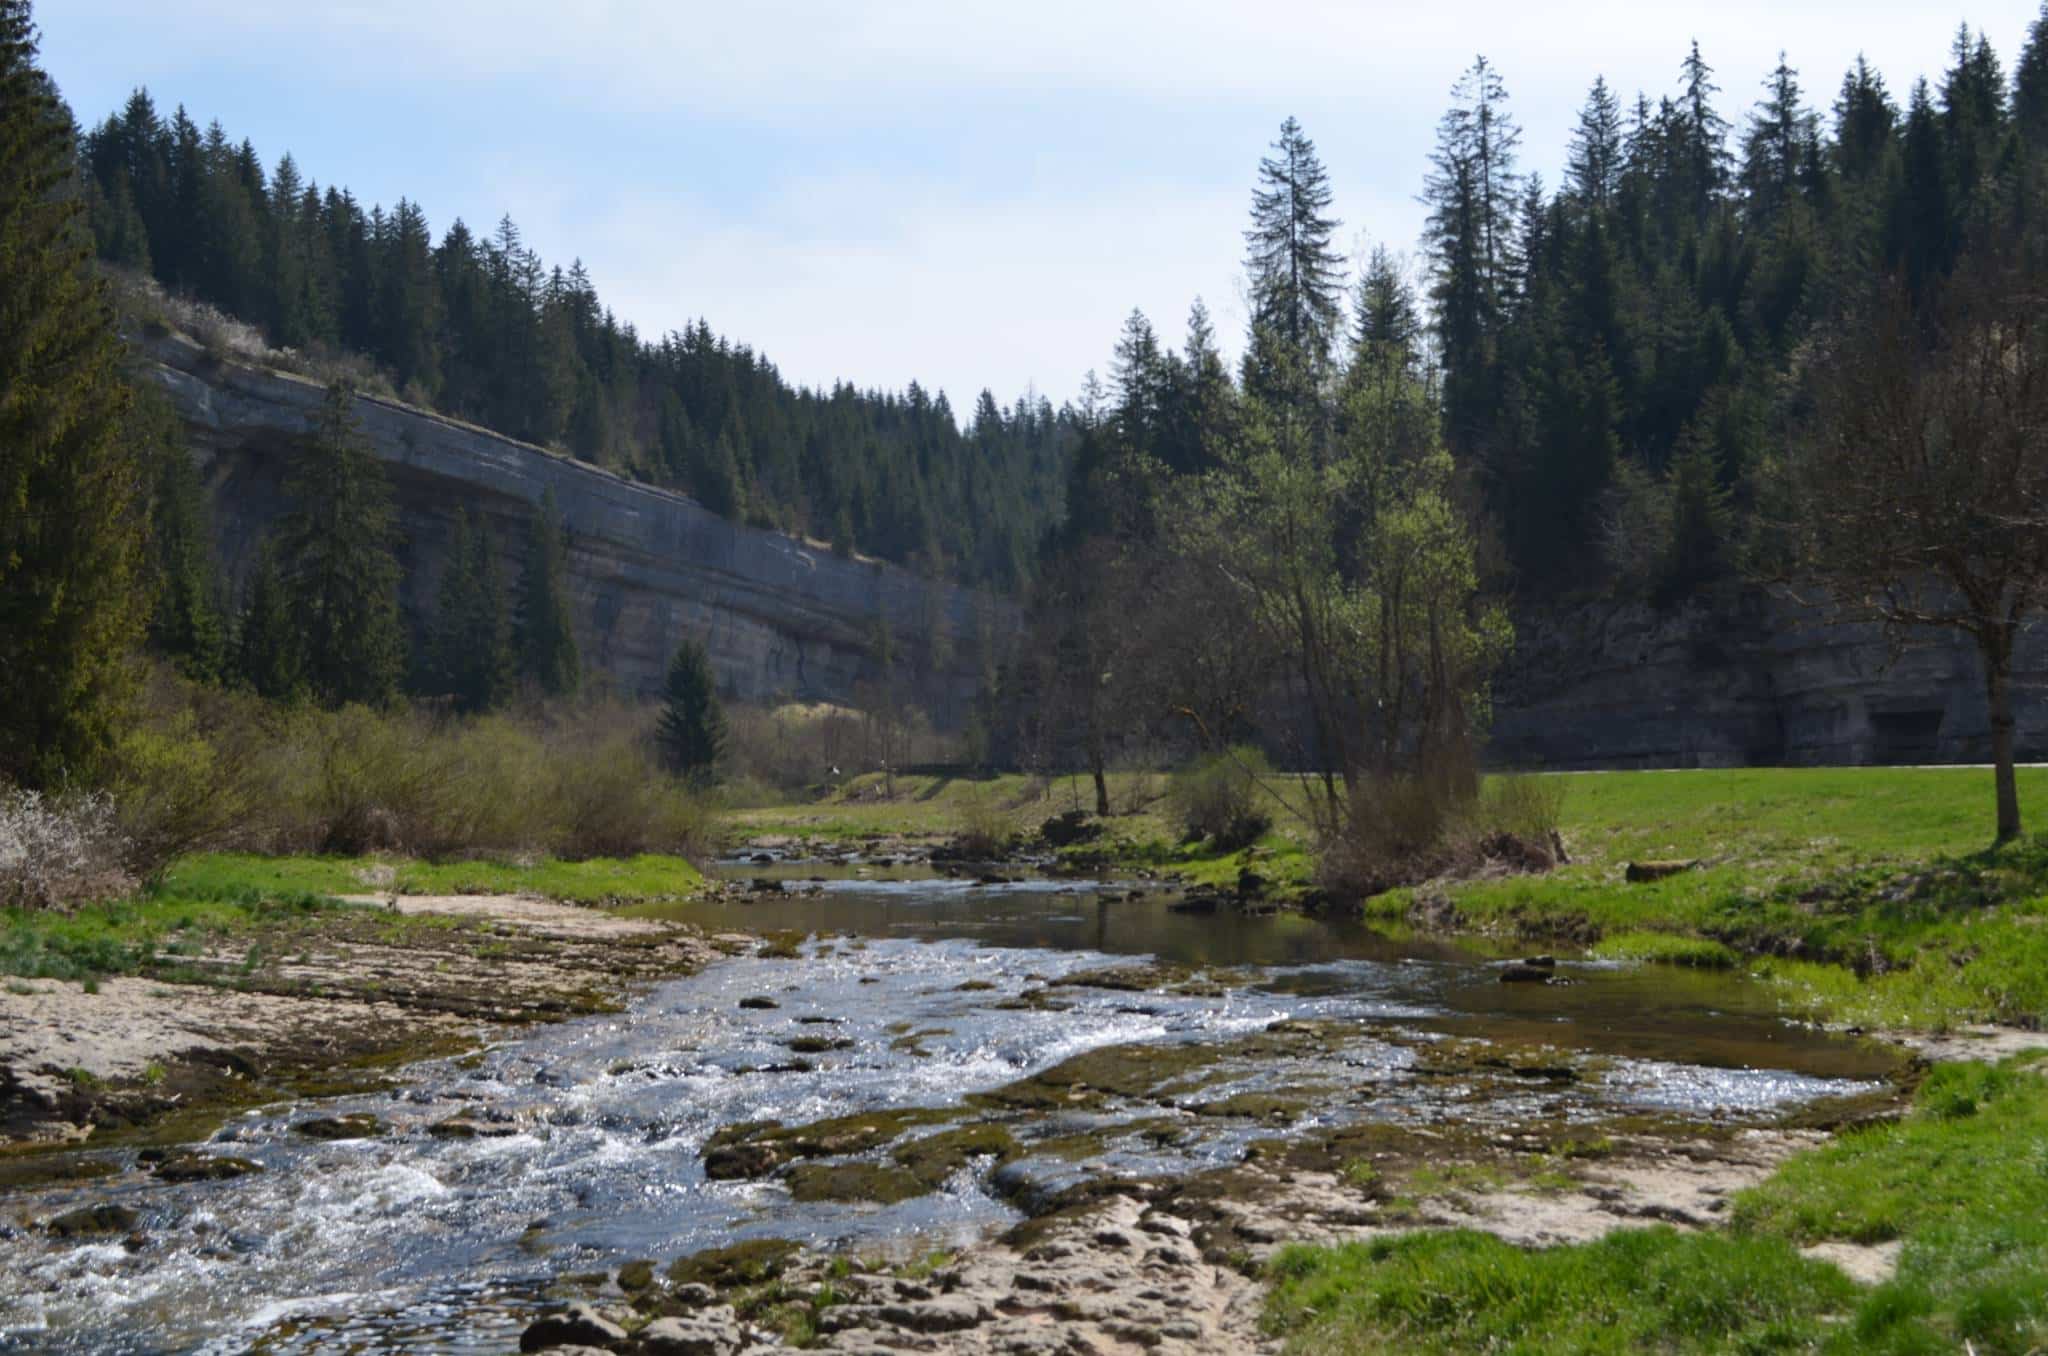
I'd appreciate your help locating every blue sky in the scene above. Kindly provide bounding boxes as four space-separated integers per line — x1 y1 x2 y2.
40 1 2048 412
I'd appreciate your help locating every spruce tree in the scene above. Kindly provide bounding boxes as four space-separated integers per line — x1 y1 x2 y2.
2018 3 2048 149
655 636 727 783
0 0 150 786
237 539 303 701
140 392 226 681
1242 117 1344 409
516 488 579 697
274 382 406 706
1565 76 1625 209
430 509 511 712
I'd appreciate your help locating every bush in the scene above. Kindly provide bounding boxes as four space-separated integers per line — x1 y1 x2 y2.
1318 771 1567 898
952 787 1014 858
0 788 131 911
1167 747 1274 852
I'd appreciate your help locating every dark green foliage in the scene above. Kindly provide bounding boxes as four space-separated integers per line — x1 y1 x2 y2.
77 98 1073 591
656 637 727 783
1242 117 1345 408
0 1 150 786
515 488 579 697
235 539 302 701
138 388 226 681
272 383 406 707
427 509 511 713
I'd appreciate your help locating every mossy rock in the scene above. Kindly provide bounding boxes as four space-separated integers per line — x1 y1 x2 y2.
782 1160 928 1205
153 1153 264 1183
0 1154 118 1191
667 1237 802 1289
1190 1092 1312 1123
892 1123 1021 1185
974 1040 1232 1111
617 1259 656 1292
45 1203 140 1238
294 1112 385 1141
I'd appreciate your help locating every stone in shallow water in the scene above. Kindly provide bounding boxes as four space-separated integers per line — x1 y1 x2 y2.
153 1153 264 1183
45 1203 139 1238
293 1113 385 1141
518 1301 626 1351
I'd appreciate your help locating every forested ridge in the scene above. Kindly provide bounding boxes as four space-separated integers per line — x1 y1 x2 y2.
76 93 1073 591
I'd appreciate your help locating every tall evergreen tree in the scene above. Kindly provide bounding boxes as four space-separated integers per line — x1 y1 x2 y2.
1242 117 1344 410
236 539 302 701
516 488 580 696
655 636 727 783
140 392 226 680
2018 3 2048 148
428 509 511 713
1565 76 1625 209
0 0 150 785
274 383 406 706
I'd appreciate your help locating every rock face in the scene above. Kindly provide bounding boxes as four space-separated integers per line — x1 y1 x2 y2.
147 335 1009 721
1491 591 2048 768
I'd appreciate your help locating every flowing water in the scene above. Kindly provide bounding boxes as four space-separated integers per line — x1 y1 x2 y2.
0 866 1901 1354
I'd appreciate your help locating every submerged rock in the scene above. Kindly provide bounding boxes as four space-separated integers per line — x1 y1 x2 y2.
293 1112 385 1141
45 1203 139 1238
153 1153 264 1183
667 1237 800 1289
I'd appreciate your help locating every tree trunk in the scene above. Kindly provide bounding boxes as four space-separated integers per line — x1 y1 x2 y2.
1979 627 2022 844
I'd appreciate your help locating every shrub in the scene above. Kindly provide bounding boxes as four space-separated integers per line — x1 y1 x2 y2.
0 788 131 911
1318 770 1567 898
1167 746 1274 851
952 787 1014 858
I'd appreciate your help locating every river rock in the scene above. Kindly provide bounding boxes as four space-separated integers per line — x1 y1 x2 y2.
293 1113 384 1141
45 1203 139 1238
1499 964 1557 984
737 996 779 1010
153 1153 264 1183
701 1141 782 1180
875 1296 990 1333
636 1310 743 1355
518 1301 627 1351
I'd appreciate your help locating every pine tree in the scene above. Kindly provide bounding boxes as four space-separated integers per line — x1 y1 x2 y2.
516 488 579 696
2018 3 2048 149
1565 76 1624 210
1425 56 1524 455
236 539 303 700
1675 42 1734 227
274 382 406 706
1742 55 1819 223
429 509 511 712
1242 117 1344 408
1832 56 1897 183
0 0 151 785
140 392 226 680
656 636 727 783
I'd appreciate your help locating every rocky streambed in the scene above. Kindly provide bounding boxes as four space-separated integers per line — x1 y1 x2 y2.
0 864 1911 1354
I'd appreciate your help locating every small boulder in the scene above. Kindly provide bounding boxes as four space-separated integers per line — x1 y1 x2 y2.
701 1141 782 1180
1499 964 1556 984
153 1154 263 1183
45 1203 139 1238
637 1311 743 1356
294 1113 384 1141
737 995 779 1010
518 1301 627 1352
616 1258 656 1293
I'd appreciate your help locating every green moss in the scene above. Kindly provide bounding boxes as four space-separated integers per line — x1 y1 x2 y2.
891 1123 1021 1184
781 1160 928 1205
667 1238 803 1289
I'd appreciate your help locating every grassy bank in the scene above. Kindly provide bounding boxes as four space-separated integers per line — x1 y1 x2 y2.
0 851 704 983
739 766 2048 1032
1263 1053 2048 1354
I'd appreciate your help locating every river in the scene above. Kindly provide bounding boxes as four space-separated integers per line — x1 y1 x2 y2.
0 865 1900 1354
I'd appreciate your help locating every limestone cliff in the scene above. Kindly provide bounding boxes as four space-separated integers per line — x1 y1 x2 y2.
1489 591 2048 768
146 335 1007 720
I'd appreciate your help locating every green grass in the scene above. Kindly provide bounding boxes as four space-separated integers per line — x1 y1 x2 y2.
1267 1056 2048 1355
162 851 703 904
1265 1227 1857 1354
1427 768 2048 1030
0 887 340 982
